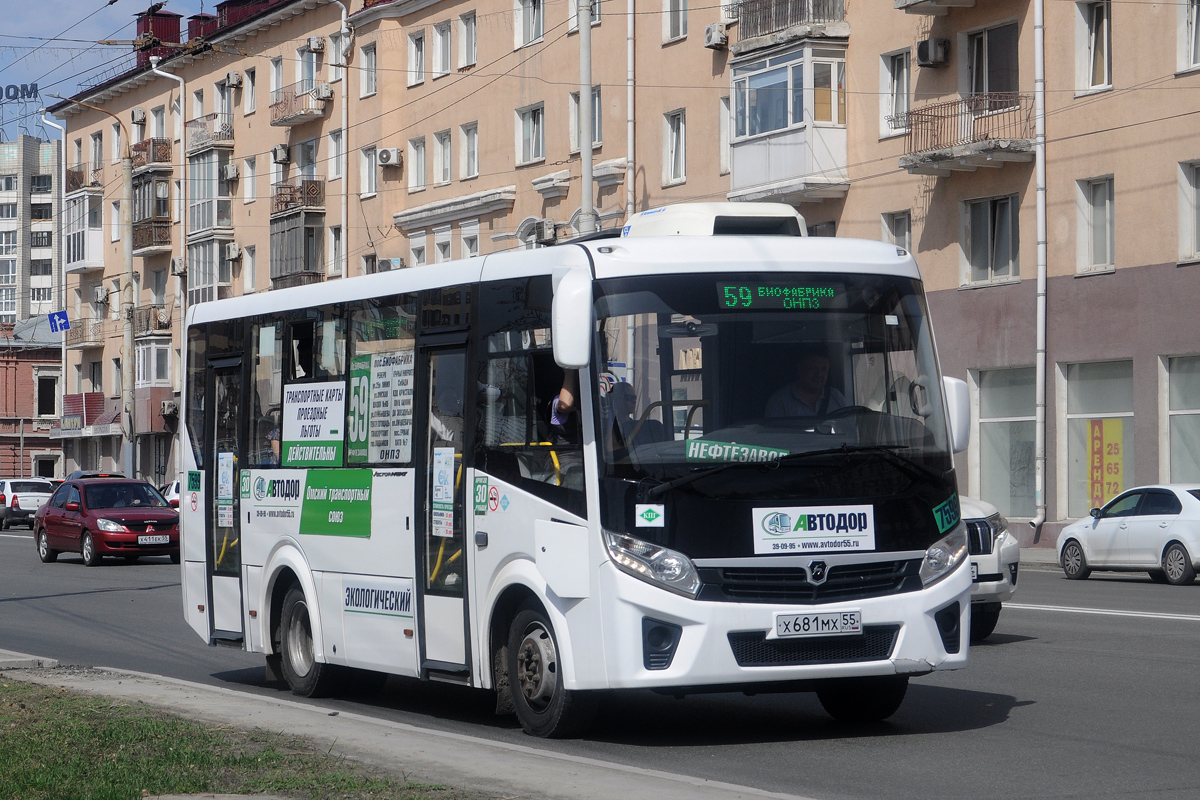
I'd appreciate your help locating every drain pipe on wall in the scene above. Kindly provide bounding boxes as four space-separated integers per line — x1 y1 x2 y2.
625 0 635 218
149 57 185 331
1030 0 1048 542
330 1 351 277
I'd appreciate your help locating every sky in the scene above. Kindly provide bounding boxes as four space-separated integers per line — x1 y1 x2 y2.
0 0 207 142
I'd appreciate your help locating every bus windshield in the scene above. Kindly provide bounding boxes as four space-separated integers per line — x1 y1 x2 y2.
593 272 956 553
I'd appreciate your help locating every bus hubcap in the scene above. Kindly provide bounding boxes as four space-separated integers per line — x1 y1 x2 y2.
287 601 314 677
516 623 557 709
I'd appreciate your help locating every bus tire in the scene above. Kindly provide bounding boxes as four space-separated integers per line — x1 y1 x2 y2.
280 586 337 697
816 675 909 723
507 603 596 738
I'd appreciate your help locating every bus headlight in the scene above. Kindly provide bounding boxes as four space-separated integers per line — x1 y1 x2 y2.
919 527 968 586
605 531 701 598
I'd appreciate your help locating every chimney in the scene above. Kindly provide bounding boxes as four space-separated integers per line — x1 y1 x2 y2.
135 6 183 69
187 14 218 41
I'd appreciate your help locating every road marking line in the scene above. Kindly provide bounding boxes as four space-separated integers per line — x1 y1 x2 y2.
1006 602 1200 622
0 534 31 539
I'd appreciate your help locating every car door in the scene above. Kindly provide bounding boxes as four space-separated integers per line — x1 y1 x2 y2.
60 484 85 551
41 484 68 546
1088 491 1142 566
1127 489 1182 566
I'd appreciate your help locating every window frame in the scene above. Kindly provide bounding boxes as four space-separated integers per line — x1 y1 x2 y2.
882 49 910 136
361 146 377 197
517 104 546 165
1078 176 1115 272
517 0 545 48
461 122 479 179
965 193 1019 285
409 31 426 86
409 137 427 191
434 21 452 78
434 130 452 185
663 109 686 185
459 12 477 67
361 43 378 97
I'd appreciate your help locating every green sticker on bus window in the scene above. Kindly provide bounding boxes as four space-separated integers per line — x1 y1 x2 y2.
187 471 201 492
474 475 489 515
932 493 961 534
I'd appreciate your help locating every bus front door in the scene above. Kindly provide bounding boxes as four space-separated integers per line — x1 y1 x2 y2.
206 359 244 643
418 344 470 675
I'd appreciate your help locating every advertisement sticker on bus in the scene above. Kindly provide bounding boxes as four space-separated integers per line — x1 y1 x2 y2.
752 505 876 554
282 381 346 467
347 348 415 465
431 447 455 538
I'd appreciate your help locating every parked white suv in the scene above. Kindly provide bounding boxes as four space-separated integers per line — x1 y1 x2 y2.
962 496 1021 642
0 478 55 530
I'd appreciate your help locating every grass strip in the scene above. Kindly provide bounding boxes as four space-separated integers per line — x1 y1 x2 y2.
0 678 473 800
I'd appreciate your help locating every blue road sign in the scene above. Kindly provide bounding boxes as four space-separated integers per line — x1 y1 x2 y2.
48 311 70 333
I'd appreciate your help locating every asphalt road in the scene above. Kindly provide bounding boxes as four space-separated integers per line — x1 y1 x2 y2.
3 527 1199 800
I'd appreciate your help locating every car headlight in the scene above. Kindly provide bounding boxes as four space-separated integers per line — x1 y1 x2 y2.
96 518 128 533
920 527 969 586
605 531 701 598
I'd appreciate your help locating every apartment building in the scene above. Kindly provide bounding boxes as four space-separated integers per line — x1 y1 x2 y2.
0 318 62 479
0 135 61 325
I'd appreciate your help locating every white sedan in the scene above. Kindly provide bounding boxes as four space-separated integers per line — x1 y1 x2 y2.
1056 485 1200 585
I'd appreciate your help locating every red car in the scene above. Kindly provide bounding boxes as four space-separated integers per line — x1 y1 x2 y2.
33 478 180 566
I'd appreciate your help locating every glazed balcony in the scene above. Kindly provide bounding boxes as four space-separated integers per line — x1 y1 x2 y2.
186 112 234 154
131 138 173 173
270 80 331 127
898 93 1035 175
271 177 325 216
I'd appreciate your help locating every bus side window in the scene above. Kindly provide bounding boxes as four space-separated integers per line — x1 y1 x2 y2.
347 295 418 465
290 321 315 381
249 318 284 467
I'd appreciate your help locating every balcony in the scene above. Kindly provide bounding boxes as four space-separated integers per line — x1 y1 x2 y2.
64 225 104 275
270 80 331 127
271 177 325 216
186 113 234 154
734 0 845 44
131 138 172 173
271 271 325 290
66 317 105 349
132 220 173 256
894 0 975 15
729 126 848 203
133 305 172 337
66 163 103 195
898 93 1035 175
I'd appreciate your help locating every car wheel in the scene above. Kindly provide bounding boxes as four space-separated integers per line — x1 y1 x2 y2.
1148 570 1169 584
507 602 597 738
1 515 8 530
817 675 909 723
80 531 101 567
279 586 337 697
1061 540 1090 580
36 529 57 563
1162 543 1196 586
970 602 1002 643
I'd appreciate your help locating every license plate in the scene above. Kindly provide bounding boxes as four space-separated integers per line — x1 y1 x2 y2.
971 563 979 580
775 610 861 638
138 534 170 545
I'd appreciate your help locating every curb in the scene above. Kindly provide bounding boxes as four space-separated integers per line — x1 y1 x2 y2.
0 650 58 669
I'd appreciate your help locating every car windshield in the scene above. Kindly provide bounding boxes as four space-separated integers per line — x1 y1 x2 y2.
11 481 52 493
84 483 169 510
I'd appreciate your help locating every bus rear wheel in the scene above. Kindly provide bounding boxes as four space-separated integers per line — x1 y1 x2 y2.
507 603 596 738
816 675 909 723
280 586 337 697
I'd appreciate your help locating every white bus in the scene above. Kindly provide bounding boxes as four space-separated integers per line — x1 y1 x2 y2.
180 206 973 737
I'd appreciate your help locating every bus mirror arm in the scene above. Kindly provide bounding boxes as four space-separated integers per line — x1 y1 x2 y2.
942 376 970 454
552 269 594 369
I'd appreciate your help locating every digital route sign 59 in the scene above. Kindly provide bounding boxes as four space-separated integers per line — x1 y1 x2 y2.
718 282 845 310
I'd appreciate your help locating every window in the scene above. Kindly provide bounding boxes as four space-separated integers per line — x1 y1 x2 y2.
664 109 686 184
885 211 911 251
434 22 451 77
461 220 480 257
409 138 427 190
297 46 318 91
244 156 257 202
136 341 171 387
411 237 427 266
347 295 418 464
569 86 602 151
31 204 52 221
329 129 344 179
361 43 377 96
37 375 57 417
31 175 52 193
409 32 426 86
112 358 122 397
1168 356 1200 482
133 176 171 223
434 131 451 184
1065 360 1134 517
270 57 283 94
72 139 82 168
1189 0 1200 69
149 268 166 305
0 231 14 256
719 96 730 174
112 123 122 163
0 204 14 219
519 0 544 46
461 122 479 178
1080 177 1114 271
110 279 121 320
111 200 121 241
434 227 451 262
969 23 1019 100
133 118 145 146
977 368 1036 517
329 225 343 275
732 50 805 137
1085 1 1111 89
151 106 166 138
245 245 256 292
0 175 14 192
31 231 52 248
518 104 545 164
188 150 232 232
30 258 52 275
569 0 600 29
244 68 256 113
187 238 232 305
297 139 318 180
460 12 477 68
361 146 377 196
883 50 910 133
967 194 1018 283
91 132 103 168
1184 162 1200 260
192 89 204 119
665 0 687 40
813 58 846 124
31 286 52 303
329 33 344 81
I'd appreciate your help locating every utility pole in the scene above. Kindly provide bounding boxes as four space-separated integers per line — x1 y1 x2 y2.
578 0 595 235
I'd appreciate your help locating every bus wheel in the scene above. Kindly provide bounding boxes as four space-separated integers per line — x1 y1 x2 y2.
280 586 335 697
816 675 909 723
507 603 596 738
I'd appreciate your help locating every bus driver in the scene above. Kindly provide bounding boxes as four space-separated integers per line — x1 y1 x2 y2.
765 347 846 418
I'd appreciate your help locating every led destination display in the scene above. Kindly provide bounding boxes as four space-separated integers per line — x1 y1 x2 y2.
718 282 844 310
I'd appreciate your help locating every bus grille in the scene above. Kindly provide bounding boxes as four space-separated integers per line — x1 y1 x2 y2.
728 625 899 667
696 559 923 604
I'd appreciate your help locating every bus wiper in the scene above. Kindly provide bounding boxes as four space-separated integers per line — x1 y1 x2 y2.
645 444 946 500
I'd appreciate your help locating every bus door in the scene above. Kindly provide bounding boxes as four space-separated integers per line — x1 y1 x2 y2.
206 357 244 642
417 341 471 675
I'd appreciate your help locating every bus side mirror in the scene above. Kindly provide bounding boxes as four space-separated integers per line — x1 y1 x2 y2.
943 376 970 454
552 269 593 369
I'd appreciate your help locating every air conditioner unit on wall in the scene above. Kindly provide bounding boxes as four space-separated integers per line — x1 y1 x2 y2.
131 107 146 124
226 71 242 87
92 286 109 304
307 36 325 52
704 23 728 50
272 144 290 164
160 399 178 417
916 38 950 67
171 257 187 276
220 163 239 181
311 83 334 101
534 219 556 246
224 242 241 261
377 147 402 167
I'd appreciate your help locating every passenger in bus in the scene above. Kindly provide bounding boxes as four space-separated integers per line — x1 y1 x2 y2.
765 347 846 417
609 382 666 453
548 369 581 445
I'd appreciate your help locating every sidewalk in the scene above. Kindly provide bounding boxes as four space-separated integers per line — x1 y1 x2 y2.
0 660 814 800
1019 547 1060 569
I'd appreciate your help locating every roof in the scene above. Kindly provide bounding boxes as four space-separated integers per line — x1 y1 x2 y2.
0 316 62 349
